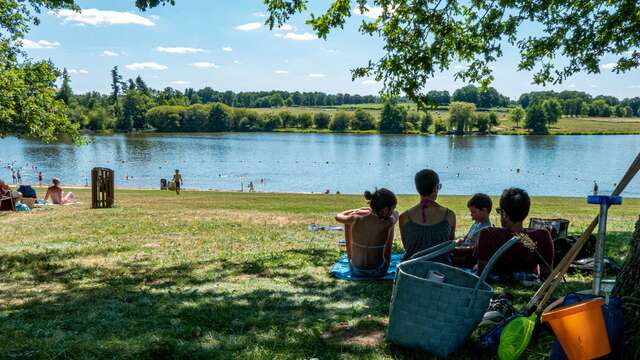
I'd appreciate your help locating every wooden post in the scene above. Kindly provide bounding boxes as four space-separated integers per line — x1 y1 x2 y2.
91 167 114 209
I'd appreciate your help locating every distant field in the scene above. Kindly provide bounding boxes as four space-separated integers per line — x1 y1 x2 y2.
247 105 640 134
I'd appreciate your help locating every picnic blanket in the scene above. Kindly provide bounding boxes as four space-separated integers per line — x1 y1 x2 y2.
330 252 404 281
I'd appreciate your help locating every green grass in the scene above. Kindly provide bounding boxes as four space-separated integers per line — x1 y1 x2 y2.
1 189 638 359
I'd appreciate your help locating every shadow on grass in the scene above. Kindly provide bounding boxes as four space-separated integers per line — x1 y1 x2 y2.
0 246 402 359
5 234 624 359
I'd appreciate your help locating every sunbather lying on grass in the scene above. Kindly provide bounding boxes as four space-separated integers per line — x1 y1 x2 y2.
335 188 399 278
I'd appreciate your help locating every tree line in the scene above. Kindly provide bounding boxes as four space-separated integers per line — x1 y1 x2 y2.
518 90 640 118
56 66 639 135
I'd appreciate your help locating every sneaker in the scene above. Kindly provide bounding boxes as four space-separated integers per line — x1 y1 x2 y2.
479 294 515 327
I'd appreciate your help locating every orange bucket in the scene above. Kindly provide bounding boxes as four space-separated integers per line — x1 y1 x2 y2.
541 298 611 360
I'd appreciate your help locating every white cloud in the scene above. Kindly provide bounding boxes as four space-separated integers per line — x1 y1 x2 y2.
156 46 205 54
600 62 617 70
48 8 155 27
630 85 640 89
68 69 89 74
275 24 295 31
308 73 326 78
125 62 168 71
149 15 160 20
590 84 598 88
362 80 378 85
191 62 219 68
170 80 190 85
22 39 60 49
567 84 576 88
454 64 468 70
274 70 289 74
281 32 317 41
252 12 267 18
222 47 233 52
236 22 262 31
102 50 119 56
233 60 240 64
353 5 383 19
274 33 284 38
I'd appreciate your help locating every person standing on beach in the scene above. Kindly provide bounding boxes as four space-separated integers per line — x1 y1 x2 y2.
38 172 43 187
172 169 183 195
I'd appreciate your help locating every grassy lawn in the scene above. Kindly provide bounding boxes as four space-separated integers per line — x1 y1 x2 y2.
1 189 638 359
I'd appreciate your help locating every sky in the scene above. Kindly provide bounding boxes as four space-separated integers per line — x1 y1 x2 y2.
21 0 640 100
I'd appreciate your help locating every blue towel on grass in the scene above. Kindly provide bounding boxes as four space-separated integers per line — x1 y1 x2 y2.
330 252 404 281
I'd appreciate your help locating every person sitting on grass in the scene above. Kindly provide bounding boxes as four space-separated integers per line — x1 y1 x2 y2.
44 178 77 205
451 193 493 268
474 188 554 280
335 188 399 278
14 193 30 212
399 169 456 262
458 193 493 247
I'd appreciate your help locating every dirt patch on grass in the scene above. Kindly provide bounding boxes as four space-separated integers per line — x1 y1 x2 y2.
322 318 387 348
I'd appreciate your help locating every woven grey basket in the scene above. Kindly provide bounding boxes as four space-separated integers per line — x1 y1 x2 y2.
387 237 520 358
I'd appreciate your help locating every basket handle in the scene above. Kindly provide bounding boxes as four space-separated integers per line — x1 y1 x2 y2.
473 236 521 292
406 240 456 262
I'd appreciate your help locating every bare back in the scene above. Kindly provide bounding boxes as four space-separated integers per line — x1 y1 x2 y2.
350 213 395 269
45 186 63 204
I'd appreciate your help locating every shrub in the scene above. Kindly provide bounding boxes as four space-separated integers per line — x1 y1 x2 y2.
263 113 282 131
448 101 476 134
330 111 352 131
405 112 422 131
351 109 376 130
146 105 187 132
208 103 233 131
525 103 548 133
420 112 433 133
434 118 447 134
313 112 331 129
183 104 211 132
474 113 490 132
379 101 407 133
297 112 313 128
279 110 296 128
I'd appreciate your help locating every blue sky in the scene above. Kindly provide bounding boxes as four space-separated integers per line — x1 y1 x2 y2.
22 0 640 99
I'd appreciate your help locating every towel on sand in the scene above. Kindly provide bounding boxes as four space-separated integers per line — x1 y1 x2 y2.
330 252 404 281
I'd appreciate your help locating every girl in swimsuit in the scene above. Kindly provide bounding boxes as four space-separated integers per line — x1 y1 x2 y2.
335 188 399 278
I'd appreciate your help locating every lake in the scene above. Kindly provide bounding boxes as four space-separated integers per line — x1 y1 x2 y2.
1 133 639 197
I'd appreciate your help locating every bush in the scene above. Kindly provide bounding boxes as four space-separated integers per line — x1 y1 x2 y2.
146 105 187 132
405 112 422 131
510 106 526 127
420 112 433 133
297 112 313 128
448 101 476 134
233 109 263 131
330 111 352 131
474 113 490 132
525 103 548 133
351 109 376 130
183 104 211 132
263 113 282 131
208 103 233 131
313 112 331 129
379 101 407 133
434 118 447 134
278 110 296 128
488 111 499 126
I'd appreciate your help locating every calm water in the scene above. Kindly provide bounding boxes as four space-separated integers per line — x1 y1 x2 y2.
1 133 639 197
